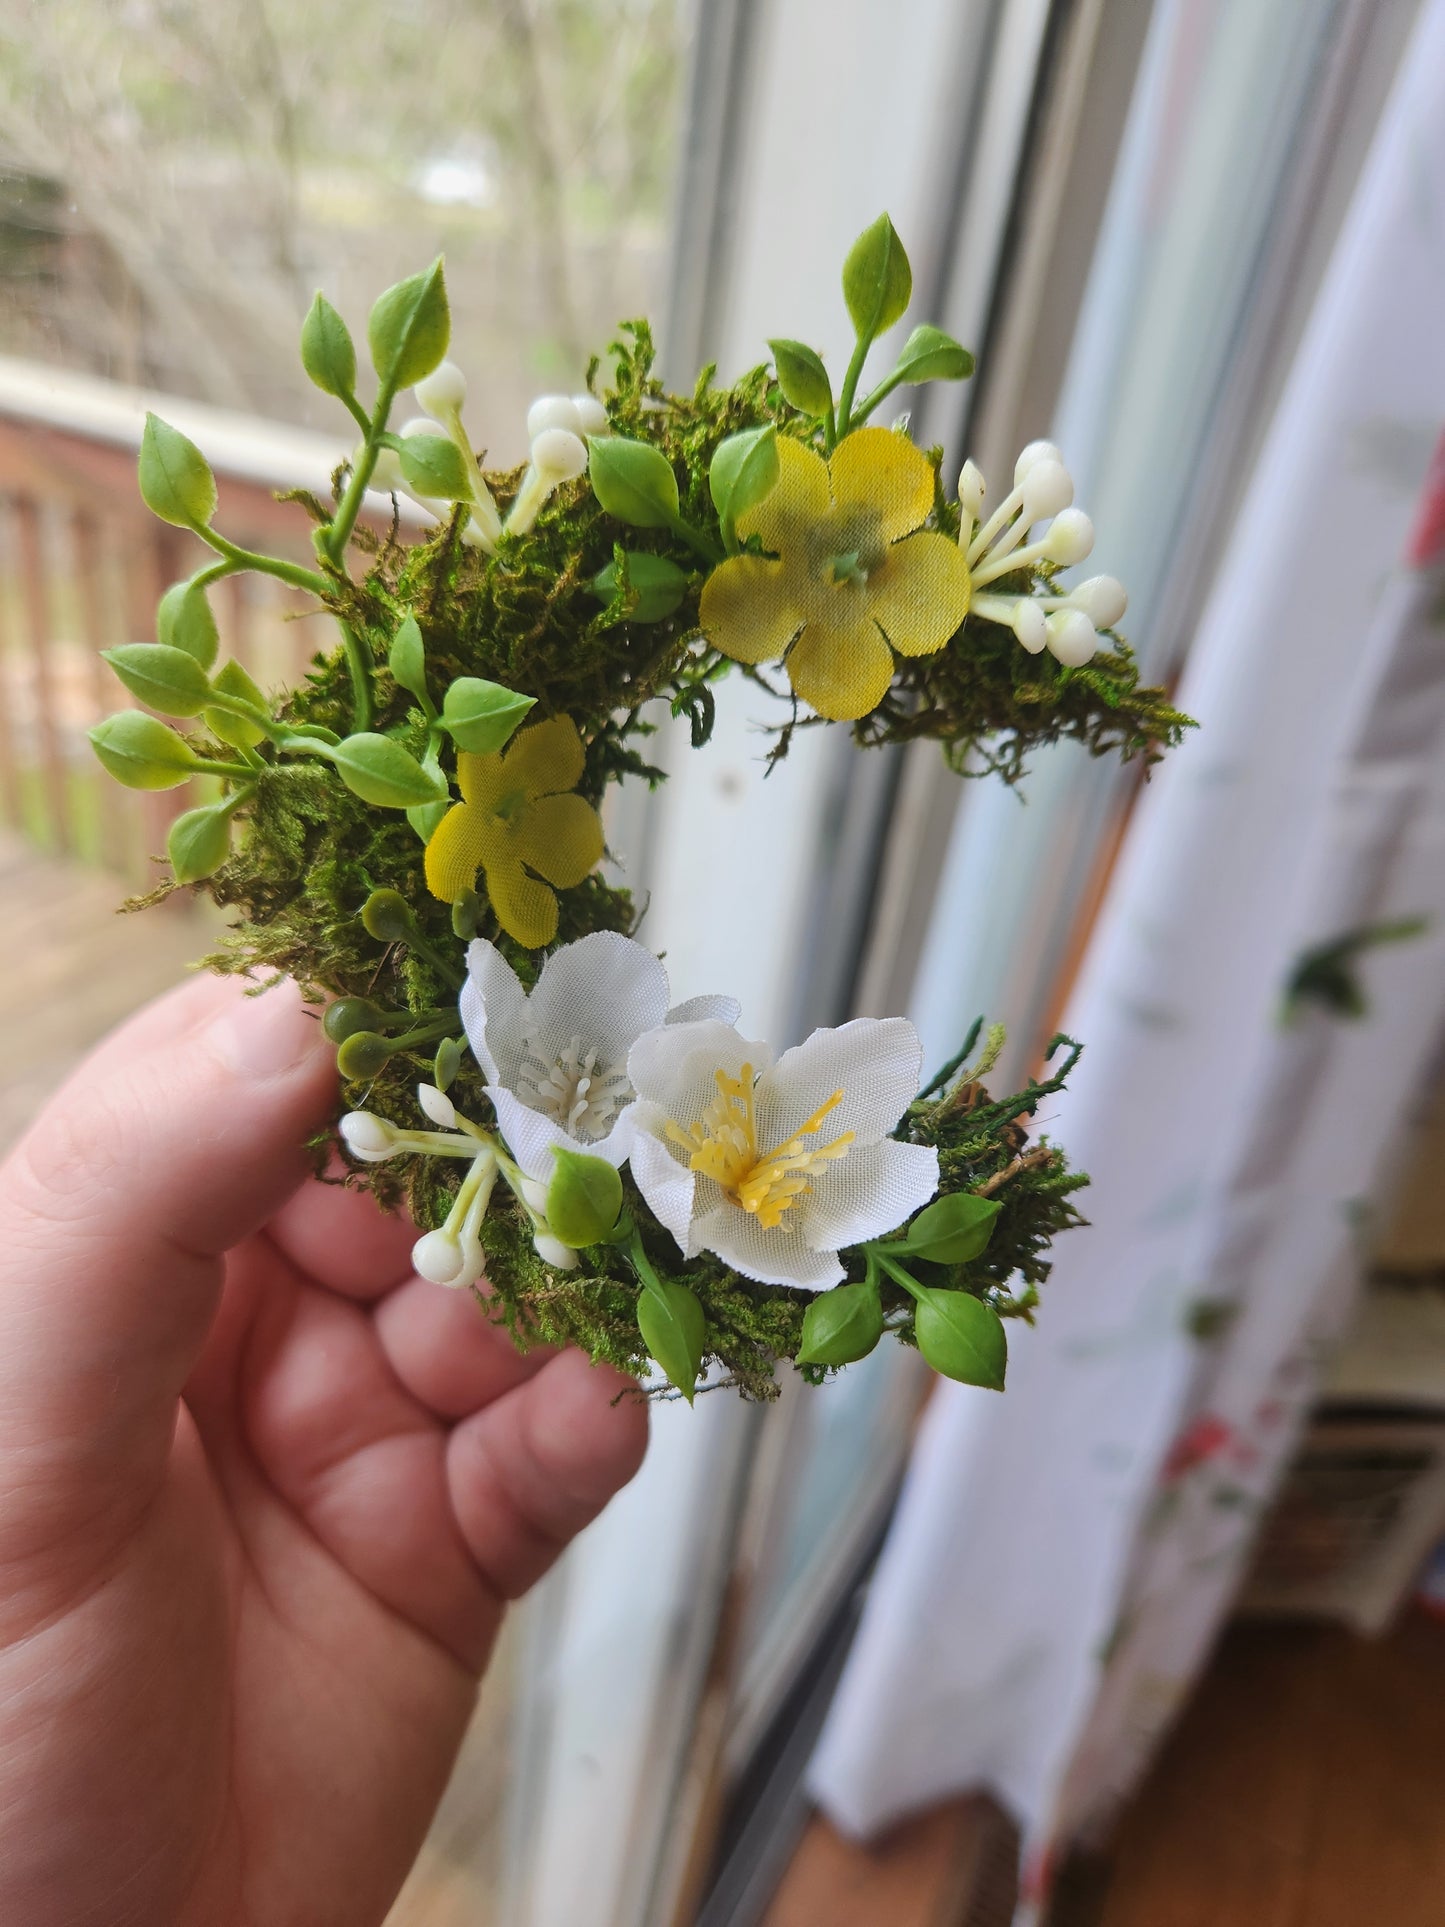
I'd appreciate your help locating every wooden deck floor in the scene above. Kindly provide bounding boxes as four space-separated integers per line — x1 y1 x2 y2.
0 832 205 1151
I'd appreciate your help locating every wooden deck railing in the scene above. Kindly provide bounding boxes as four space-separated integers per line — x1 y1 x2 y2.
0 358 406 889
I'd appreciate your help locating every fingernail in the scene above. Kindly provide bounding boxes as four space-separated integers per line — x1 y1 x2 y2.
210 981 325 1080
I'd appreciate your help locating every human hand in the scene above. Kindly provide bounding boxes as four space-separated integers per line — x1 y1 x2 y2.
0 973 648 1927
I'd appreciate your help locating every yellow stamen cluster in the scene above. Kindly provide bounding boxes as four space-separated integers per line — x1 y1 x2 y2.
666 1065 855 1230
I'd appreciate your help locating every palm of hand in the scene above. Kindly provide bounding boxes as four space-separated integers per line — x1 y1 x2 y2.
0 978 646 1927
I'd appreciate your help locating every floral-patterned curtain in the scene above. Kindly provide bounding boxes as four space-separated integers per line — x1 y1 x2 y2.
807 0 1445 1910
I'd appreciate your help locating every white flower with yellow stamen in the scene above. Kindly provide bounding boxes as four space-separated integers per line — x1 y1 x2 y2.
462 930 739 1184
626 1017 939 1291
956 440 1127 666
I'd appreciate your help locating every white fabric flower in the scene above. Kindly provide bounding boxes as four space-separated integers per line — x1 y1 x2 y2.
461 930 740 1182
626 1017 939 1292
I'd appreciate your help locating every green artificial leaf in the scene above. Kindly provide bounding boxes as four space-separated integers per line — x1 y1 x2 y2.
768 338 833 416
300 292 358 400
102 643 213 719
440 676 535 755
204 659 268 749
88 710 200 789
367 258 450 391
546 1147 624 1248
842 213 912 342
407 797 449 843
890 323 974 386
898 1192 1002 1265
709 426 780 532
587 435 680 528
388 613 430 704
590 551 690 622
167 800 235 884
796 1280 884 1368
636 1278 706 1404
138 413 217 530
434 1035 463 1093
331 734 447 809
398 432 471 502
156 580 220 671
913 1287 1007 1389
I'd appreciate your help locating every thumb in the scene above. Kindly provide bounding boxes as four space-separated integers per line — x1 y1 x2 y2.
0 975 335 1483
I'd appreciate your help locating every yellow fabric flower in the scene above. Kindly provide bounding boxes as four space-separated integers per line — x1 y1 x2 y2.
698 426 972 721
424 715 604 948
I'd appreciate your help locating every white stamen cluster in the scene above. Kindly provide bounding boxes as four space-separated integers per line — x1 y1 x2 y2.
518 1033 633 1138
504 393 608 537
958 440 1127 667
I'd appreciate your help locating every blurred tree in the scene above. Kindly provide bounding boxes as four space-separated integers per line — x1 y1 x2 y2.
0 0 681 427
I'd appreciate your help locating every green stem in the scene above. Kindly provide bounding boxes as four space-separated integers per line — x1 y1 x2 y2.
627 1224 668 1299
873 1249 925 1301
387 1016 465 1054
321 381 397 568
666 513 724 566
336 620 375 731
834 332 874 443
192 754 261 780
338 389 373 439
195 530 331 599
850 366 909 427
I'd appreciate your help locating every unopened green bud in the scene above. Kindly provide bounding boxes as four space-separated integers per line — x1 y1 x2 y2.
433 1035 463 1092
388 613 429 705
204 659 268 750
323 997 389 1043
336 1029 393 1081
546 1147 624 1248
360 888 414 943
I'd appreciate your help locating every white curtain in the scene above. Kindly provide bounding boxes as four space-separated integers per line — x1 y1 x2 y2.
809 0 1445 1907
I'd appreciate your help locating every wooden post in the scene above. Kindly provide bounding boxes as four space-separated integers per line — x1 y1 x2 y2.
73 511 135 879
13 495 72 856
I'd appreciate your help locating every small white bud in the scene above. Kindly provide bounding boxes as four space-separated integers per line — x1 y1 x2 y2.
527 395 583 440
520 1177 550 1216
367 445 405 494
414 359 468 419
1012 599 1048 654
1014 439 1064 485
534 1231 581 1271
957 459 986 520
1066 574 1127 628
530 427 588 483
399 415 444 444
412 1227 485 1289
1019 459 1074 522
1045 608 1098 667
1041 507 1094 566
417 1082 457 1129
339 1111 399 1162
571 394 609 436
